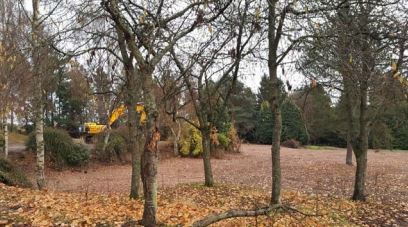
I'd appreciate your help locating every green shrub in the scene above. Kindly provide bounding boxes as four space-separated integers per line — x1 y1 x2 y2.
65 145 90 166
179 124 203 157
26 128 89 167
0 158 32 188
180 140 191 156
95 131 127 162
217 133 230 149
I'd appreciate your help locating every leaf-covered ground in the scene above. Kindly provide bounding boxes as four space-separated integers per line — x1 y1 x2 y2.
1 183 407 226
6 143 408 226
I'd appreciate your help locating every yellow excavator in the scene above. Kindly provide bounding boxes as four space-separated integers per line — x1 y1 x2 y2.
82 103 146 142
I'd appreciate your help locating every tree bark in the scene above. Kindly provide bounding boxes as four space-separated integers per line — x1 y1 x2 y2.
352 79 369 201
9 111 13 132
32 0 45 190
141 132 159 227
268 0 282 205
128 92 141 199
170 121 181 156
35 113 45 189
346 134 353 165
201 128 214 187
114 23 142 199
102 129 110 156
344 83 355 166
352 148 367 201
141 70 159 227
271 106 282 205
4 122 8 159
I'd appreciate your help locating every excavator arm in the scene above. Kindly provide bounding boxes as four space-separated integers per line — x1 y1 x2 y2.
83 103 147 140
108 103 147 126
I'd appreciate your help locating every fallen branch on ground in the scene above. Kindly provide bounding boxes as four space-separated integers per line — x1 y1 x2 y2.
192 204 321 227
192 204 281 227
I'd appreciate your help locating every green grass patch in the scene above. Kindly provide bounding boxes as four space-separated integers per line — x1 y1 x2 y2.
304 145 338 150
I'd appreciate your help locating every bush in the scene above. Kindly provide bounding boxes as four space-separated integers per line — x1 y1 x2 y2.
26 128 89 168
217 133 230 150
179 140 191 156
0 158 32 188
227 125 241 153
65 145 90 166
281 139 301 149
179 124 203 157
95 131 127 162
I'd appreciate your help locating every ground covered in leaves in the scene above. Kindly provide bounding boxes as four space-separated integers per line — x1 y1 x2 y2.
6 144 408 226
1 183 405 226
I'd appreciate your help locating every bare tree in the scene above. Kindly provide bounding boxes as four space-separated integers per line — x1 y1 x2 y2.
300 0 408 200
166 0 261 186
100 0 232 225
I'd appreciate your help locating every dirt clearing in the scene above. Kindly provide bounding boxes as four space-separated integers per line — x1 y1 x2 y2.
37 144 407 205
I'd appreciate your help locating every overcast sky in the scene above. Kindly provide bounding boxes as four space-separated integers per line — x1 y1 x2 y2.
22 0 308 94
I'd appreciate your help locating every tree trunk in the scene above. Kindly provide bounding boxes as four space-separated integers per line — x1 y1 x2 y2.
9 111 13 132
346 134 353 165
0 116 3 156
114 22 142 199
352 78 369 201
201 128 214 187
173 139 179 156
170 121 181 156
128 97 141 199
35 113 45 189
141 70 159 227
4 122 8 159
344 85 355 166
32 0 45 190
271 107 282 205
352 149 367 201
268 0 282 205
102 129 110 156
141 131 159 226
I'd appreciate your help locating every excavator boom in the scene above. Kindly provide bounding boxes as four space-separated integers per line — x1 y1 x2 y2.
82 103 146 142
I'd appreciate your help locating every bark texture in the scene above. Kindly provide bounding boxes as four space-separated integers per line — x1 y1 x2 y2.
201 128 214 187
32 0 45 190
128 100 141 199
268 0 282 205
346 136 353 165
170 121 181 156
115 23 142 199
352 78 369 201
4 123 8 159
353 148 367 200
270 107 282 205
141 71 159 227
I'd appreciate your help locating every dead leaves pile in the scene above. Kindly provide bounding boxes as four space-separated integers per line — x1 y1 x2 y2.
0 183 406 226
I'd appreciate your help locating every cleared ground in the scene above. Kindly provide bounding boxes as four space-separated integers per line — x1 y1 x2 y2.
6 143 408 225
37 144 408 206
